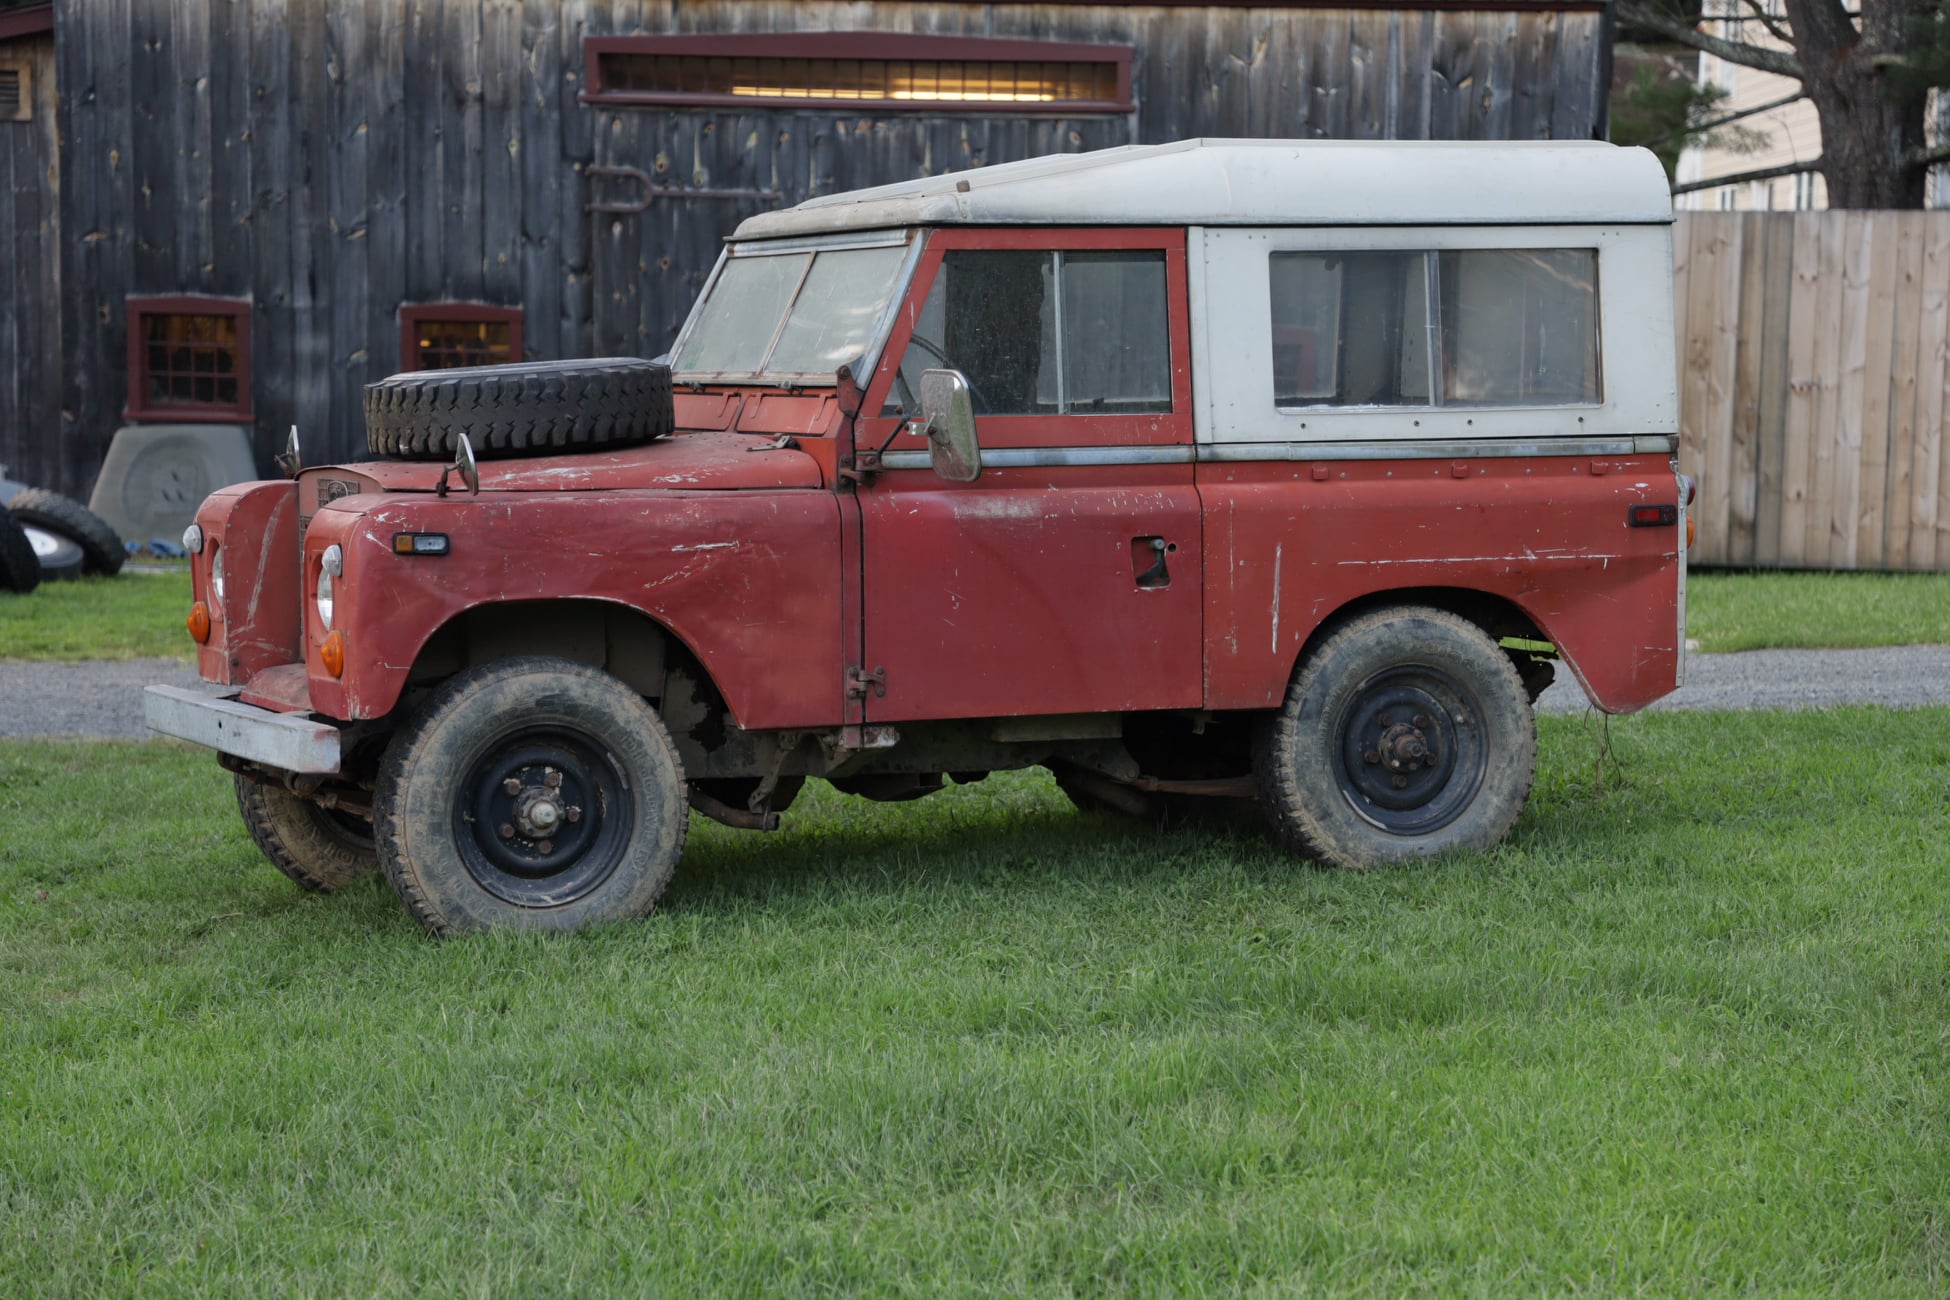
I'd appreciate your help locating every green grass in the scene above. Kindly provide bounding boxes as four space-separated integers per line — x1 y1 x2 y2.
0 569 192 662
1688 569 1950 652
3 711 1947 1294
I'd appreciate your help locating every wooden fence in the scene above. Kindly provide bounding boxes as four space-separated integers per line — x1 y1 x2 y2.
1673 211 1950 570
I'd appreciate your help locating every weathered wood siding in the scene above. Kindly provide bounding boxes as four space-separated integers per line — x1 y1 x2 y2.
1674 211 1950 571
38 0 1605 489
0 31 60 489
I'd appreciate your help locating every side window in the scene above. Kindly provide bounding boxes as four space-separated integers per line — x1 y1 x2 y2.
1268 248 1599 409
883 249 1170 416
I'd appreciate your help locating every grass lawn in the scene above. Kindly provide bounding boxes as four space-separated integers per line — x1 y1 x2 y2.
0 569 191 662
1687 569 1950 652
3 709 1947 1293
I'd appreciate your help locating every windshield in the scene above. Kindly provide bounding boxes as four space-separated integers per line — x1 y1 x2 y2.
672 239 912 382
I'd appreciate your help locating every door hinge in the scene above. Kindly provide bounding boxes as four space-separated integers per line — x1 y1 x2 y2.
845 665 887 699
838 449 881 485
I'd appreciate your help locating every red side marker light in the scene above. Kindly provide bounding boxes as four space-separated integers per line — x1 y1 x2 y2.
1629 504 1678 528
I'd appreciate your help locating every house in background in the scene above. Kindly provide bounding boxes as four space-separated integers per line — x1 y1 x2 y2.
1672 0 1824 211
2 0 1615 499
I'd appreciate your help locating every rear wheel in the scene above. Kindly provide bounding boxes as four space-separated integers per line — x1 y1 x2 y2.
374 657 688 935
1254 606 1536 869
235 773 379 893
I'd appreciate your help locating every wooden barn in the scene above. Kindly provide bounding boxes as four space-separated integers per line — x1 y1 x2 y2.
0 0 1614 499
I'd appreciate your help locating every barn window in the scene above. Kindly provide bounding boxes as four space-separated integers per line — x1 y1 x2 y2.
583 33 1132 113
398 304 524 372
124 297 253 422
0 62 29 123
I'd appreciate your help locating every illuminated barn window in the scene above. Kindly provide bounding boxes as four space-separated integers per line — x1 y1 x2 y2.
583 33 1132 113
125 296 253 422
398 304 525 372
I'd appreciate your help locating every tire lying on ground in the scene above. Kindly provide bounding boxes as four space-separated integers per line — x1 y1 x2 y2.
7 488 126 576
23 526 84 582
363 358 674 461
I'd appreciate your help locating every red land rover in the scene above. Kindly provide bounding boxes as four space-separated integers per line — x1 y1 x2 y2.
148 139 1689 934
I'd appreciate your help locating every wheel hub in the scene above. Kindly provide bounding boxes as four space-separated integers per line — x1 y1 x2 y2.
457 734 627 907
1336 671 1485 833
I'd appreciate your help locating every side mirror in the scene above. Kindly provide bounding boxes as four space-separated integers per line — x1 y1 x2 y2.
454 432 480 495
437 432 480 497
916 369 981 483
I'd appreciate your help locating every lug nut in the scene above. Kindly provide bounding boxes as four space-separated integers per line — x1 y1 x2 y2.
1378 713 1392 726
498 823 515 839
537 840 553 855
1392 775 1408 789
502 778 522 795
1364 750 1380 765
1414 714 1430 729
543 771 563 789
565 806 582 823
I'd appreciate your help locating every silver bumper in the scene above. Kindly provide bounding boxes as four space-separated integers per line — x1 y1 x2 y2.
144 685 343 774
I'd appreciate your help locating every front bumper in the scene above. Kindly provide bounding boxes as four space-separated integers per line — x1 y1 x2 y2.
144 685 343 774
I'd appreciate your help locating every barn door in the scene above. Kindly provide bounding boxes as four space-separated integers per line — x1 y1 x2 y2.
587 166 788 361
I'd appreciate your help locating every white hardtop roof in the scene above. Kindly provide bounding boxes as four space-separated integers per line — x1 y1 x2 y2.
733 138 1673 240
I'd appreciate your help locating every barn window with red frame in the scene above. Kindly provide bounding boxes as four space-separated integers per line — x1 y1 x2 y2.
124 296 254 422
398 304 525 372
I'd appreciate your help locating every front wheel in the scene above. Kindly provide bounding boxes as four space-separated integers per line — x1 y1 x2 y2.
374 657 688 935
1254 606 1536 869
235 773 379 892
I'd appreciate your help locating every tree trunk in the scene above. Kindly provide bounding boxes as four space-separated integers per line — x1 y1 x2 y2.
1785 0 1935 208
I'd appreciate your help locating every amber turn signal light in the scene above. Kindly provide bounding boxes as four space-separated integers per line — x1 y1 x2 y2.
187 602 211 643
320 629 346 678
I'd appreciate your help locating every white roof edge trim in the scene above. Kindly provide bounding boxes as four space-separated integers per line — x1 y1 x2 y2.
733 139 1674 240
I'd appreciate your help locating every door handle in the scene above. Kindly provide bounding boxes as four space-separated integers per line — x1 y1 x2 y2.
1132 536 1175 589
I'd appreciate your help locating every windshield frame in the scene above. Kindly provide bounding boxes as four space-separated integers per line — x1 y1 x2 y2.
669 229 923 386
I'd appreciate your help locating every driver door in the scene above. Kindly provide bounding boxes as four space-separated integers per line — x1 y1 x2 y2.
852 228 1203 724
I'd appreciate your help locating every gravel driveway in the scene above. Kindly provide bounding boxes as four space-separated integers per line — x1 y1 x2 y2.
2 647 1948 739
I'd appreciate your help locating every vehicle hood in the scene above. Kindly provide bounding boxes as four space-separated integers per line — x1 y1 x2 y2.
329 429 825 494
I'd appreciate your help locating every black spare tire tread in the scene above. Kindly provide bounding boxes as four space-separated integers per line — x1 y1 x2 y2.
7 488 125 576
363 358 674 460
0 513 40 594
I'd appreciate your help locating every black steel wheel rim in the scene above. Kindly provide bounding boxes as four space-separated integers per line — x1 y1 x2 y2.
454 726 629 907
1332 664 1487 835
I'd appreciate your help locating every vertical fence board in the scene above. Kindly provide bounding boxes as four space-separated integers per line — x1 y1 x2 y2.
1922 221 1950 569
1855 216 1899 568
1778 215 1822 566
1803 213 1847 565
1882 213 1924 569
1750 214 1794 569
1706 215 1742 563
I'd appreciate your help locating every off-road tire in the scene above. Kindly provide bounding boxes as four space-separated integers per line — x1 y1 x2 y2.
374 656 688 935
1254 605 1536 869
235 773 380 892
0 512 40 594
363 358 674 460
7 488 126 576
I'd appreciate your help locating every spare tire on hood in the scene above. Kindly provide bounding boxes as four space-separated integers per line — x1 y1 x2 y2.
363 358 674 461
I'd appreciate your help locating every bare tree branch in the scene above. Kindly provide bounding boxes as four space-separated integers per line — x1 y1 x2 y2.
1909 137 1950 169
1618 1 1806 78
1671 157 1822 195
1738 0 1796 45
1637 87 1808 152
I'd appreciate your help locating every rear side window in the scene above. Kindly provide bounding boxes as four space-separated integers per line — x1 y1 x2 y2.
1269 248 1599 409
883 249 1171 416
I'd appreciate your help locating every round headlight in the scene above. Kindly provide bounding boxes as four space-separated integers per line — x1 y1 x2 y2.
209 546 225 610
321 544 343 578
182 524 204 554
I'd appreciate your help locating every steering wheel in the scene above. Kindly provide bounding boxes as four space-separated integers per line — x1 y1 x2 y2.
892 334 990 415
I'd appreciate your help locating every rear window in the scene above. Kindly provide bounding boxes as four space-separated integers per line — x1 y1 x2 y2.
1269 248 1600 409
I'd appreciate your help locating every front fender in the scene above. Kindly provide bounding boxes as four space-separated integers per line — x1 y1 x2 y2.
301 490 843 728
